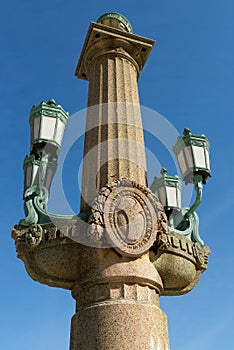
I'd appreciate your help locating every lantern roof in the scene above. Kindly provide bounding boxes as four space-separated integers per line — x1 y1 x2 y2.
173 128 210 155
29 99 69 125
151 168 182 192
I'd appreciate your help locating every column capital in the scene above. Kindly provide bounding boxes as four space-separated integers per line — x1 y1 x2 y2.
75 22 155 80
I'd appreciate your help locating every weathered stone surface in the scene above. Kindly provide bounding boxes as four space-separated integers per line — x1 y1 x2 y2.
70 248 167 350
12 223 163 290
152 230 210 296
70 303 169 350
75 22 154 81
12 216 209 349
88 178 168 257
77 23 154 213
12 222 170 349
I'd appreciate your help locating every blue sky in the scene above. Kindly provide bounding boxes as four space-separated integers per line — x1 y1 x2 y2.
1 0 234 349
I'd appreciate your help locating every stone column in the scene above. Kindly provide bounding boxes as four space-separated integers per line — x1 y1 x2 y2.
69 249 169 350
71 21 170 349
75 22 155 212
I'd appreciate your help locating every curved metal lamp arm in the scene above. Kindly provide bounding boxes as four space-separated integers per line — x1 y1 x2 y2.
34 188 89 224
171 208 204 246
38 150 49 192
20 186 89 226
20 151 90 226
183 174 203 220
169 173 204 245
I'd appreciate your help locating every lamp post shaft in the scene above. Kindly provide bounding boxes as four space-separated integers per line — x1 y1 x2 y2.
69 250 169 350
75 22 153 212
70 21 170 349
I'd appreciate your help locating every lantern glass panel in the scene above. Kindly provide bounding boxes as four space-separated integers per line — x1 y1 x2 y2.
177 150 187 175
55 119 65 146
41 117 56 140
158 187 166 207
193 146 206 168
177 188 182 208
205 148 210 170
166 186 178 207
25 166 32 188
32 164 39 185
184 146 193 169
33 117 40 140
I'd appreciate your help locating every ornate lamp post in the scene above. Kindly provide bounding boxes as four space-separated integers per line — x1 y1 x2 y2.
151 128 211 245
12 13 211 350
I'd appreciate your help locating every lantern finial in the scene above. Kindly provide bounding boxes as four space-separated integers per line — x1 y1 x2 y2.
160 168 168 176
47 99 56 106
183 128 192 136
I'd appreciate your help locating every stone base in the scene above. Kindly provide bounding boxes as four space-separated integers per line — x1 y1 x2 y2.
70 301 169 350
12 224 209 350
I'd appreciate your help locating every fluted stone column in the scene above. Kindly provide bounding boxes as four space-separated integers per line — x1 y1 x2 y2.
75 22 155 212
71 21 171 349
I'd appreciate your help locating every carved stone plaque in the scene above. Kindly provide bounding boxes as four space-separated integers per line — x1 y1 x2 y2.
102 179 163 257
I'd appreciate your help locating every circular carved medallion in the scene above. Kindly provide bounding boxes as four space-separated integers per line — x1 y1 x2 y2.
102 179 163 257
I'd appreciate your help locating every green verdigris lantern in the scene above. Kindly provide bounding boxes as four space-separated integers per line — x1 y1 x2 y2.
151 168 182 211
97 12 133 33
173 128 211 185
151 128 211 246
20 99 70 226
29 99 69 157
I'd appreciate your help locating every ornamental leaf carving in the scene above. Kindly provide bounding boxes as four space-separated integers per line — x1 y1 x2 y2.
25 224 43 247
